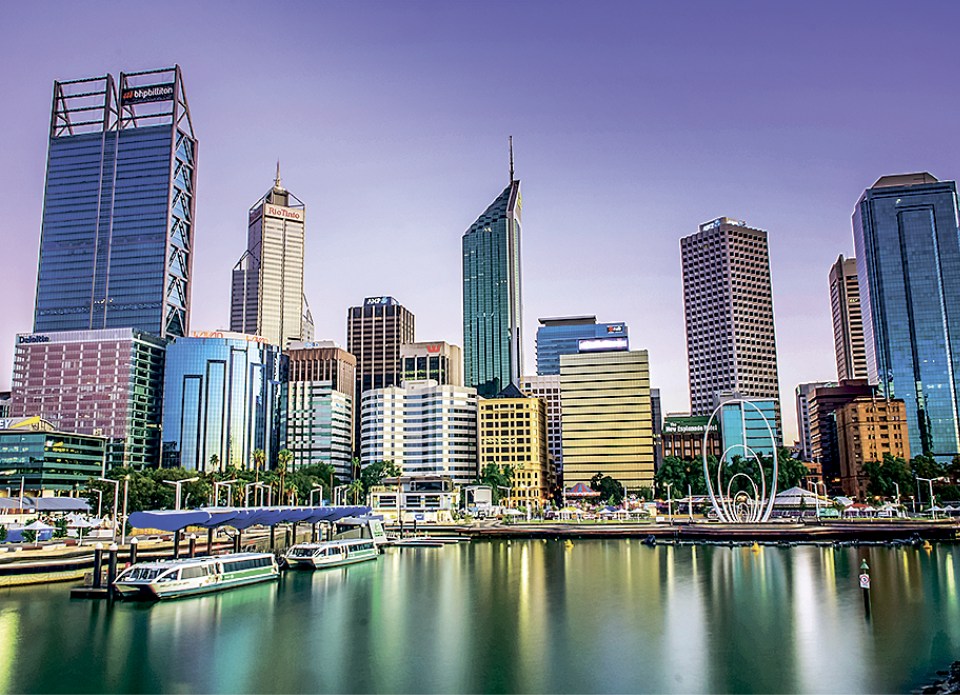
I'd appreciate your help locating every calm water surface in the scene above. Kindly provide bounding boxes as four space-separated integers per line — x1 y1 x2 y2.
2 540 960 693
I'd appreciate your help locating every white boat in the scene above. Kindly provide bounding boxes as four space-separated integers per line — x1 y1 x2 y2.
113 552 279 600
285 538 379 569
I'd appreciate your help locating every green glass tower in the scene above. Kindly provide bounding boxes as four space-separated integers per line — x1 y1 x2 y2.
462 153 523 398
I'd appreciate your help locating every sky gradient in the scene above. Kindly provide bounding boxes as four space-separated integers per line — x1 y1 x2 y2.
2 1 959 443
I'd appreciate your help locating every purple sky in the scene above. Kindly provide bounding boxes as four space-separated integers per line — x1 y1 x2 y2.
3 1 960 443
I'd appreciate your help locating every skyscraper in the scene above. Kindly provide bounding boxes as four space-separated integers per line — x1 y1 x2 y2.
230 166 310 348
680 217 781 419
33 66 197 338
400 341 463 386
853 173 960 459
535 316 628 376
829 255 868 381
795 381 835 461
462 143 523 397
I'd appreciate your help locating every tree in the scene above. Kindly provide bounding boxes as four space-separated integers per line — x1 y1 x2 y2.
655 456 707 497
276 449 292 502
208 454 220 472
775 448 808 491
590 473 625 505
360 460 401 496
252 449 266 483
347 479 365 505
0 525 7 542
53 517 68 539
22 529 37 544
478 463 513 503
863 454 914 498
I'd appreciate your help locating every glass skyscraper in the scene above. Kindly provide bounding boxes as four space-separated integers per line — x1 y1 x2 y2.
162 332 287 472
535 316 628 375
33 66 197 338
853 173 960 459
462 177 523 397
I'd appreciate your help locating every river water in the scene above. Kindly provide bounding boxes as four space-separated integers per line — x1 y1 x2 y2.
2 540 959 693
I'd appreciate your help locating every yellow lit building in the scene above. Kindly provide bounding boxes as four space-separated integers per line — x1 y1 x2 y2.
478 385 552 507
836 397 910 498
560 350 655 492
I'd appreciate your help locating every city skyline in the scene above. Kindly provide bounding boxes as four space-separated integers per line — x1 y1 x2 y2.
3 2 960 444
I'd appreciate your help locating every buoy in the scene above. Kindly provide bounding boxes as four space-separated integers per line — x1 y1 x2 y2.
923 540 933 551
564 540 574 549
751 542 761 553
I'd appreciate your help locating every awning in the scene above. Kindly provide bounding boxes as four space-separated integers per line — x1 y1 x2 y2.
127 506 371 532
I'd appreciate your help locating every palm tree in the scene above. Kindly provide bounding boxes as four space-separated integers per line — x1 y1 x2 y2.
276 449 292 504
348 479 365 505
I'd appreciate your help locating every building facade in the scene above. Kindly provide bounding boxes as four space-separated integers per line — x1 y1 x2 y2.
347 296 415 395
478 385 552 507
230 168 311 348
806 379 874 491
836 397 910 498
360 380 478 485
34 66 196 339
560 350 655 492
829 255 868 381
520 374 563 485
162 332 287 472
796 381 836 462
285 342 356 479
10 328 165 469
0 420 106 493
535 316 628 376
717 397 780 459
400 341 463 387
462 178 523 397
660 414 722 461
853 173 960 460
680 217 781 420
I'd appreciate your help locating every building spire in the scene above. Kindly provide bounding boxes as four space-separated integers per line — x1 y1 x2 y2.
509 136 514 183
274 160 282 190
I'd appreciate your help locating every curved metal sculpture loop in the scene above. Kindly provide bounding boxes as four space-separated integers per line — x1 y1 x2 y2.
702 399 778 523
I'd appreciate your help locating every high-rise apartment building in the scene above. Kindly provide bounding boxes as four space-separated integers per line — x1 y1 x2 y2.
230 168 311 348
560 350 655 492
535 316 628 376
360 380 478 485
837 397 910 498
33 66 196 338
853 173 960 460
400 342 463 386
680 217 781 420
829 255 868 381
478 385 552 506
795 381 836 461
10 329 165 468
462 160 523 398
520 374 563 484
286 341 356 479
162 332 287 472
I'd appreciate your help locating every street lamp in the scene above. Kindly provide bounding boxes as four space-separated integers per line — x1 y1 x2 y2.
916 476 946 519
244 482 259 507
309 484 324 506
808 481 820 519
665 482 673 526
213 479 238 507
894 482 901 517
91 488 103 520
163 477 199 511
121 475 131 545
98 477 120 541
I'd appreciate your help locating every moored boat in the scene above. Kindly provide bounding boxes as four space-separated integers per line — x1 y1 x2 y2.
113 552 279 600
285 538 379 569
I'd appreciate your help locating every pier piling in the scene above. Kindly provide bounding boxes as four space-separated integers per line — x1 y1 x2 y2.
92 543 104 589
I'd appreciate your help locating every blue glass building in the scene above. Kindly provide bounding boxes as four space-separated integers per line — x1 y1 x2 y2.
462 172 523 398
853 173 960 459
536 316 629 375
162 333 287 472
718 398 780 459
33 66 196 338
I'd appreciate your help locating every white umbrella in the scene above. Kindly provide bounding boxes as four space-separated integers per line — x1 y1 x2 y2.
23 519 55 532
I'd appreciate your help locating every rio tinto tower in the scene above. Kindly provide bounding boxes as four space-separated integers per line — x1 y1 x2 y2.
230 165 313 347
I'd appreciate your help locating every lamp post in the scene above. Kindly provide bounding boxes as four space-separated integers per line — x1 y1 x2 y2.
665 482 673 526
121 475 130 545
916 476 947 519
244 482 258 507
309 484 324 506
163 477 199 511
98 477 120 541
213 479 238 507
808 481 820 519
92 489 103 520
894 482 901 517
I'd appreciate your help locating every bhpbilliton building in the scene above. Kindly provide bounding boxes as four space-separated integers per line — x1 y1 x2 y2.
33 66 197 338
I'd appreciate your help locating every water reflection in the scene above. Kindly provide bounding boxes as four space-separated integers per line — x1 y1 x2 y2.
2 542 959 694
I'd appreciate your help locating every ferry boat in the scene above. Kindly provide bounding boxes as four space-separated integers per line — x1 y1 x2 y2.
285 538 379 569
113 552 279 600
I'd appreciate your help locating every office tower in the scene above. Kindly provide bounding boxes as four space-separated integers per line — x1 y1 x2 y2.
716 396 780 459
651 388 662 469
33 66 196 338
462 146 523 397
535 316 628 375
853 173 960 460
520 374 563 484
230 166 309 347
0 392 10 419
560 350 655 492
795 381 835 461
347 297 415 395
803 379 874 491
400 341 463 386
162 332 287 471
837 398 910 498
10 329 165 468
286 341 356 479
680 217 781 420
829 255 868 381
0 419 106 493
661 414 722 461
360 380 478 485
478 385 551 506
